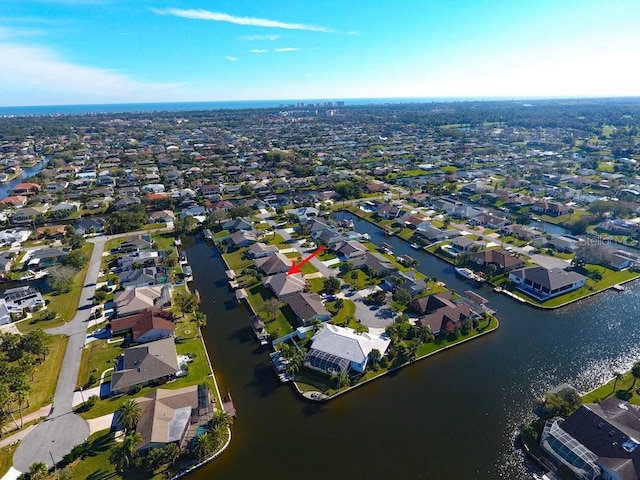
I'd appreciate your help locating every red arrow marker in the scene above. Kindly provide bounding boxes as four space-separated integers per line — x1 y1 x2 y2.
288 245 326 275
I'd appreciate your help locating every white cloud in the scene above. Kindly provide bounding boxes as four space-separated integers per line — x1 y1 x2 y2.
346 31 358 35
250 49 268 54
274 47 299 52
150 8 332 33
0 42 183 105
242 34 279 41
225 56 238 62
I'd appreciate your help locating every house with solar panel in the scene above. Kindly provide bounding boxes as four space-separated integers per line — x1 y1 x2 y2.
304 324 390 376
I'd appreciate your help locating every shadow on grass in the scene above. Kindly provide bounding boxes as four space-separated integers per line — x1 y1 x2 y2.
87 470 117 480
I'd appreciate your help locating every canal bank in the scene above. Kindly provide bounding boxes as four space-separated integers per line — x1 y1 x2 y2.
184 217 640 479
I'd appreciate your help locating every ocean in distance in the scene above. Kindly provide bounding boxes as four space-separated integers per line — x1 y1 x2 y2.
0 96 532 117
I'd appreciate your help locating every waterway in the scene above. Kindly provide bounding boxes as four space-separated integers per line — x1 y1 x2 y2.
0 159 48 199
184 212 640 479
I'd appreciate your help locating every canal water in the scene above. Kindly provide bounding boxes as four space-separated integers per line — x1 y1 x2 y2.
184 212 640 479
0 159 48 199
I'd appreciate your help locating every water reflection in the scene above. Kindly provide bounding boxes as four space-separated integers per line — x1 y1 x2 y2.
185 214 640 479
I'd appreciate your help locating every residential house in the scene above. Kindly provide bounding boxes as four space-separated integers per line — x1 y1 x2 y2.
449 236 477 252
134 385 213 452
2 286 45 314
118 234 153 252
471 212 510 229
255 253 292 276
351 251 397 276
333 240 367 260
314 228 346 246
112 196 141 210
532 200 571 217
470 248 524 272
508 266 587 300
287 292 331 326
110 308 175 343
286 207 319 222
227 230 257 248
110 338 179 395
10 182 40 196
74 217 105 235
384 271 427 296
222 218 253 232
416 222 460 242
305 324 391 375
533 234 580 253
262 273 306 299
540 398 640 480
26 247 69 269
117 250 160 271
114 284 173 317
418 295 471 336
247 242 278 259
0 196 28 207
118 266 168 289
148 210 175 224
11 206 48 224
375 204 403 219
411 291 454 315
499 224 538 241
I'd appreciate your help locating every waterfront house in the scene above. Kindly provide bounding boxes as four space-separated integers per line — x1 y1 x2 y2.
286 292 331 326
470 212 510 229
114 284 173 317
470 248 524 272
262 273 306 299
118 266 168 289
384 271 427 296
540 398 640 480
134 385 213 452
227 230 257 248
351 251 397 276
417 294 471 336
110 338 180 395
26 247 70 269
2 286 45 313
508 266 587 300
222 218 253 232
110 308 175 343
247 242 278 259
10 182 40 196
333 240 368 260
118 234 153 252
304 323 391 375
499 224 538 241
255 253 292 276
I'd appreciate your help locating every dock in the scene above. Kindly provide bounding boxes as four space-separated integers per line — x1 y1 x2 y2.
222 391 237 418
612 284 626 292
225 269 236 280
203 228 213 240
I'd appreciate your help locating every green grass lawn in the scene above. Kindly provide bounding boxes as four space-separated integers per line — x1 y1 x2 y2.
308 277 325 293
0 444 17 479
583 370 640 405
65 430 118 479
283 252 319 274
77 338 124 389
152 231 176 251
44 242 95 321
16 312 66 334
21 334 69 414
340 269 369 289
245 284 296 338
222 247 252 271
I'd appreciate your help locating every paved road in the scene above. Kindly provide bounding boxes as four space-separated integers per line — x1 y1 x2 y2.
12 237 106 471
10 227 175 472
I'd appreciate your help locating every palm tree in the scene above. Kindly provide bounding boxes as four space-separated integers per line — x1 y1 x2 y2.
613 371 624 392
190 431 217 460
26 462 48 480
163 442 181 466
631 362 640 388
14 386 30 428
211 411 233 431
117 399 142 434
111 432 142 473
336 370 350 389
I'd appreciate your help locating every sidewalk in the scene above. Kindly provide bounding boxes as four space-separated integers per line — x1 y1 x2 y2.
0 405 51 445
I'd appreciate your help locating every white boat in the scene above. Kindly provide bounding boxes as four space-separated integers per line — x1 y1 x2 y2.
411 243 420 249
454 267 485 282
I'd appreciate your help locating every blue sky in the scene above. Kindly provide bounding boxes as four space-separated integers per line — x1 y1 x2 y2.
1 0 640 106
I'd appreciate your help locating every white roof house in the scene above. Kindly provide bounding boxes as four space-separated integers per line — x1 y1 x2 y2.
305 324 390 374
